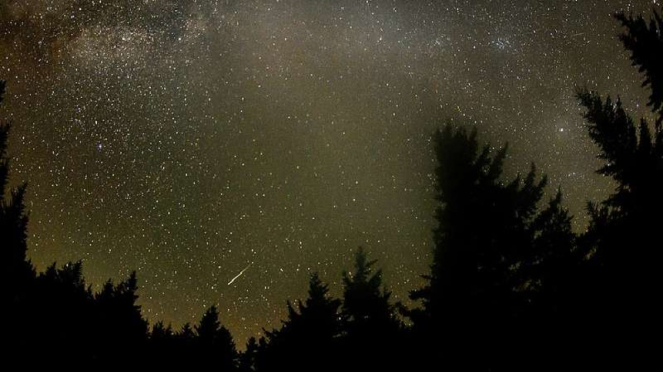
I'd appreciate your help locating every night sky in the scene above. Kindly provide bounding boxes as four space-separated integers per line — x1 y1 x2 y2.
1 0 659 345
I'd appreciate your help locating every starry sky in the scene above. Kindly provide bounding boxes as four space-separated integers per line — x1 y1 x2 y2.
0 0 659 345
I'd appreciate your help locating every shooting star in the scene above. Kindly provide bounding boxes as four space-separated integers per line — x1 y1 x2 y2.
227 262 253 286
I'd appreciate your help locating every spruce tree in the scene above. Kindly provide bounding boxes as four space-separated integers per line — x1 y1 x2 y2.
195 305 238 371
239 337 258 372
409 124 575 370
151 321 174 341
173 321 197 365
341 247 404 370
616 10 663 122
0 81 34 293
573 8 663 367
92 272 149 363
410 125 546 323
340 247 403 369
341 247 398 328
259 273 341 372
1 80 37 365
576 6 663 308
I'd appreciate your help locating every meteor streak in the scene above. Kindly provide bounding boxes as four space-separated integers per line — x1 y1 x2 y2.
227 262 253 285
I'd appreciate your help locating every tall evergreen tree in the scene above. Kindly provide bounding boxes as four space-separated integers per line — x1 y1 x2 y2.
616 9 663 122
342 247 398 327
171 321 197 365
409 125 542 319
92 271 149 363
258 273 341 372
239 337 258 372
194 305 238 371
1 80 37 365
340 247 403 369
0 81 34 293
178 322 195 341
408 124 575 370
151 321 175 342
527 190 577 311
573 8 663 367
28 261 96 362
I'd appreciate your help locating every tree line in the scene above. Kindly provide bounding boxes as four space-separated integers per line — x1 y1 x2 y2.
2 9 661 371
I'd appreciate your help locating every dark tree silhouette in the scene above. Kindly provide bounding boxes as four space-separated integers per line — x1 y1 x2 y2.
178 322 195 341
1 81 38 364
408 124 576 370
257 273 341 372
239 337 259 372
149 320 177 362
0 82 34 294
169 321 197 365
194 305 238 371
571 8 663 368
342 247 399 328
527 190 578 312
340 247 404 370
152 320 175 342
93 271 149 356
616 9 663 122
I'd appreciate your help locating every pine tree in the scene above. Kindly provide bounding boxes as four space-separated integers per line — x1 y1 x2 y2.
408 124 575 370
178 322 195 340
575 7 663 311
616 9 663 122
259 273 341 372
340 247 404 370
26 262 97 362
150 320 175 351
172 321 197 365
118 271 150 341
194 305 238 371
1 80 37 366
572 8 663 368
341 247 398 328
0 81 34 294
410 125 545 322
528 190 577 311
239 337 258 372
92 272 149 363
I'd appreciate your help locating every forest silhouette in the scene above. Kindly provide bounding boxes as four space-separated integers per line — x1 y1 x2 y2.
2 9 661 371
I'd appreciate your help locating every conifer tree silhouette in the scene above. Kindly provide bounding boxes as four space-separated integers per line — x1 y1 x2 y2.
149 320 177 364
573 7 663 368
152 320 174 342
342 247 398 328
259 273 341 372
172 321 197 364
97 273 148 337
408 124 575 371
527 190 577 311
194 305 238 370
0 81 34 295
1 80 37 364
340 247 404 370
616 10 663 122
178 322 195 340
239 337 259 372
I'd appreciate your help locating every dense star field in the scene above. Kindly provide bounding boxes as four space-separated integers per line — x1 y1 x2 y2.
0 0 658 344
